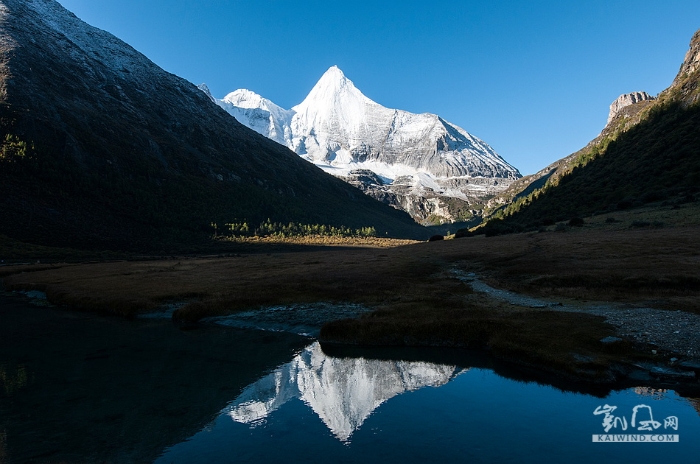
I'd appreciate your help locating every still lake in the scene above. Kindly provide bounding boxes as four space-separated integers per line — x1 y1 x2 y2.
1 294 698 463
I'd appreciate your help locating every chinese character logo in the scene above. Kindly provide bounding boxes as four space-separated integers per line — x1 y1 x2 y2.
594 404 678 433
593 405 627 432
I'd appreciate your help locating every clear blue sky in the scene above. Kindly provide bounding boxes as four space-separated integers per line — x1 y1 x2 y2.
58 0 700 175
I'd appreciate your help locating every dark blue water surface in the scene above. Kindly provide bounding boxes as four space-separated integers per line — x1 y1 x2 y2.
156 342 700 464
1 295 698 464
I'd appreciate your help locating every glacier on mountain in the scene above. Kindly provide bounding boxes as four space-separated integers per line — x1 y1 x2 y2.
205 66 521 224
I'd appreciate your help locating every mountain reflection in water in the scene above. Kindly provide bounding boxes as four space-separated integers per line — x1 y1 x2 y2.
224 342 465 441
156 340 700 464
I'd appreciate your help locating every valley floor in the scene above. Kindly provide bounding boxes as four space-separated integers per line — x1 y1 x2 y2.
2 202 700 386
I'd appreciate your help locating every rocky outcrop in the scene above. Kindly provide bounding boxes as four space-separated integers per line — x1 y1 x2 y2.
676 29 700 80
341 169 483 224
607 91 656 124
666 28 700 106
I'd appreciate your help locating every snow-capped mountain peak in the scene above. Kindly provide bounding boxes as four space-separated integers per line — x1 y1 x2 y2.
209 66 521 224
301 65 352 97
224 88 279 112
289 66 386 163
214 88 293 145
292 65 374 113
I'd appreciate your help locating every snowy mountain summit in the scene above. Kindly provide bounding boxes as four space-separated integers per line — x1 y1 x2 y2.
208 66 521 223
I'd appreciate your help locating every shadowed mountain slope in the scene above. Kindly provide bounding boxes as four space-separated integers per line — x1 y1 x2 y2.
0 0 425 251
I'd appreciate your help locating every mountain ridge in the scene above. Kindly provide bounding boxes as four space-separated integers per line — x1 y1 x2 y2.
208 66 520 224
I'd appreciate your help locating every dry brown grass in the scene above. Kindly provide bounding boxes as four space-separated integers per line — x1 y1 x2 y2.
473 226 700 312
2 225 700 317
2 246 447 318
3 213 699 317
2 206 699 379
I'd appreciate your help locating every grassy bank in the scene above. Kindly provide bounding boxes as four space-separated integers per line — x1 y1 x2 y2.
319 300 639 381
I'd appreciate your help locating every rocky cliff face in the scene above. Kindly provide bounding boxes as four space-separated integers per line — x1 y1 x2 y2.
665 28 700 106
677 29 700 79
607 91 656 124
208 66 521 224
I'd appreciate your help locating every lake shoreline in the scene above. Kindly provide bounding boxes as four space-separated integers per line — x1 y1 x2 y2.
5 287 700 396
3 215 699 396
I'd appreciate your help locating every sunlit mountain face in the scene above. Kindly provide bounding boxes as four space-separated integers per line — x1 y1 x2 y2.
208 66 520 224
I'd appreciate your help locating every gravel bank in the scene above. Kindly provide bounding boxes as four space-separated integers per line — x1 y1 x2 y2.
452 270 700 359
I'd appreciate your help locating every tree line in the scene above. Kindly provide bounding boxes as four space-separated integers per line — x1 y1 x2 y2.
212 218 377 239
